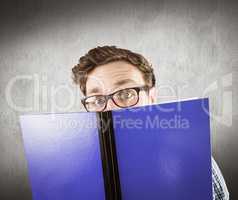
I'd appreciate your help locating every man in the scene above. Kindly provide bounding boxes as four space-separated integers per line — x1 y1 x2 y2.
72 45 229 199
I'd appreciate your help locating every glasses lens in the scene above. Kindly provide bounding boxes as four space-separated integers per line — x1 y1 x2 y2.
84 96 106 112
113 88 138 108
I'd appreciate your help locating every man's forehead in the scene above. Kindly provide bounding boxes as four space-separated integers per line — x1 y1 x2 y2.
85 61 146 95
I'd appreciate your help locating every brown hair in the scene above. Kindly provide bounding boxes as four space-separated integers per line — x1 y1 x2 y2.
72 45 156 95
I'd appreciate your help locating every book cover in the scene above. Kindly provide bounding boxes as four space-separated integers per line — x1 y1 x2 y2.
19 98 213 200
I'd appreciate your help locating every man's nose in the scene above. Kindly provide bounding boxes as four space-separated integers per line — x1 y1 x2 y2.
104 99 118 111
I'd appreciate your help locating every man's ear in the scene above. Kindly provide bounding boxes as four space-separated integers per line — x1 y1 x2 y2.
148 86 157 104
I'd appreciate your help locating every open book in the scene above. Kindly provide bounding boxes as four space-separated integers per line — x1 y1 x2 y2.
19 98 213 200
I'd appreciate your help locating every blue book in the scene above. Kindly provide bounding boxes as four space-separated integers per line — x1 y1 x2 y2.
20 98 213 200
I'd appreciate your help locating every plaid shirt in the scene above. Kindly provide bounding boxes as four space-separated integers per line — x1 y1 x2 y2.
212 157 229 200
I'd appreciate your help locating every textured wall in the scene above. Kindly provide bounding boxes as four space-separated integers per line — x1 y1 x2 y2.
0 0 237 199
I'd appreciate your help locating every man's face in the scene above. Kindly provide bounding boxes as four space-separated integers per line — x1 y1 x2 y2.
85 61 156 111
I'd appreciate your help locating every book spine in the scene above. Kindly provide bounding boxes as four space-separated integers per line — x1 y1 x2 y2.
97 111 122 200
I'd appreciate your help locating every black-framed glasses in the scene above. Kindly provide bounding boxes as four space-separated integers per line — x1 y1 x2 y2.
81 85 151 112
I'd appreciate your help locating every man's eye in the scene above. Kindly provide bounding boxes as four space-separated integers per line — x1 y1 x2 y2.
85 96 105 107
118 91 133 100
95 97 106 105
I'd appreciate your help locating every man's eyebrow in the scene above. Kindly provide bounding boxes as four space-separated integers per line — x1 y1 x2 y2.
114 79 137 87
88 87 100 94
87 79 136 95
